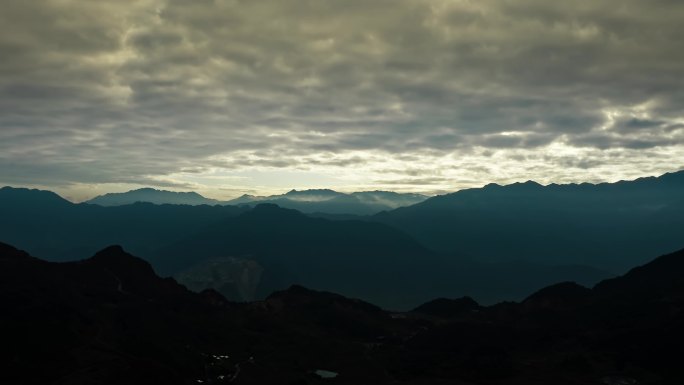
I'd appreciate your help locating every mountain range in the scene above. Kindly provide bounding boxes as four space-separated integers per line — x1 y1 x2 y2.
2 242 683 384
375 170 684 271
151 203 608 308
2 170 684 308
87 188 222 206
0 186 608 309
0 186 247 260
86 187 428 215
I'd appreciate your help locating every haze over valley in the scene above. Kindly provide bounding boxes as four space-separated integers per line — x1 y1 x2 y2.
3 169 683 309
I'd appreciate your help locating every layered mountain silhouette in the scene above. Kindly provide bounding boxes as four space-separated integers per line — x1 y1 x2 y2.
85 187 427 215
0 243 238 385
0 186 247 260
2 170 684 307
86 187 221 206
375 170 684 271
225 189 428 215
150 203 437 309
151 203 608 308
0 186 608 308
2 242 683 384
412 296 481 318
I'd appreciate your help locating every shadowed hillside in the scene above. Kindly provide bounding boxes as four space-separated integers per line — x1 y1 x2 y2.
86 188 221 206
0 187 610 309
224 189 428 215
2 242 683 384
0 186 247 260
85 187 427 215
151 203 608 309
375 170 684 272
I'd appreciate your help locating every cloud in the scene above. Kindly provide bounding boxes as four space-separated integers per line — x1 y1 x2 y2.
1 0 683 199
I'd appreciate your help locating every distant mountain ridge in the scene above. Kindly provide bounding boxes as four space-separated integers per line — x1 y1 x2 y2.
224 189 429 215
152 203 609 308
83 186 428 215
0 186 72 207
86 187 221 206
375 169 684 271
0 186 247 261
0 186 608 308
151 203 440 308
2 170 683 306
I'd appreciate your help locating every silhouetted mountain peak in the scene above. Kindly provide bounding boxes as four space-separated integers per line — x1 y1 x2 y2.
523 281 591 308
267 285 383 314
267 284 338 305
376 169 684 272
652 169 684 185
283 189 344 202
223 188 427 214
87 245 156 277
95 244 126 255
252 202 283 210
267 285 323 304
511 180 543 189
242 203 306 220
132 187 202 197
594 248 684 299
273 284 313 296
86 188 218 206
483 182 502 189
0 186 72 207
285 188 339 196
412 297 480 318
199 288 232 306
0 242 32 260
223 193 262 205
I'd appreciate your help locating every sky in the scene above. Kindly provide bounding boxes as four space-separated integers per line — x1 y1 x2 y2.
1 0 683 201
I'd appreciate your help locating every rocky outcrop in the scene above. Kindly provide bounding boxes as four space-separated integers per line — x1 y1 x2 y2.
174 257 264 301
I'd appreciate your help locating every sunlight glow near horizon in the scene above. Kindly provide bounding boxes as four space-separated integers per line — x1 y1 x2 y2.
1 0 683 200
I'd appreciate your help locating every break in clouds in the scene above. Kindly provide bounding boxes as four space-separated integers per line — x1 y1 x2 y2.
1 0 683 200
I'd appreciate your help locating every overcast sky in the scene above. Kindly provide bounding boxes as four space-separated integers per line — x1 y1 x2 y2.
1 0 683 201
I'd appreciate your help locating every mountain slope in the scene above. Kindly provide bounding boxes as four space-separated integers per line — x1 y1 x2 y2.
84 186 428 214
0 187 607 308
0 186 73 208
152 204 609 309
594 247 684 300
151 203 437 308
86 187 220 206
0 186 246 260
375 170 684 271
2 243 683 384
0 243 228 385
224 189 427 215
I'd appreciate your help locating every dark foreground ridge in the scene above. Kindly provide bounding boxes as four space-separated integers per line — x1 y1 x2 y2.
2 242 683 384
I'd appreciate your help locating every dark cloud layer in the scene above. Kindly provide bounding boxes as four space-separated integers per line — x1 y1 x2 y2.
1 0 683 199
